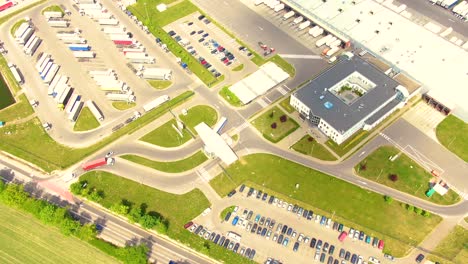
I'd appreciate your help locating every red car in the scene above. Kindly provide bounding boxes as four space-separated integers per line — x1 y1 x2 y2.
201 60 207 65
217 46 225 52
223 58 229 64
184 221 193 229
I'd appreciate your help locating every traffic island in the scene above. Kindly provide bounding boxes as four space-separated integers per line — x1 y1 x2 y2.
291 135 337 161
73 107 100 132
251 106 299 143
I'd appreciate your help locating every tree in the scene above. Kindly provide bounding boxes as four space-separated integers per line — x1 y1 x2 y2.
39 204 57 224
128 206 142 223
118 244 149 264
76 224 97 241
110 201 130 215
414 207 423 215
269 112 274 118
139 214 159 229
359 163 367 171
406 204 414 212
0 180 5 193
384 195 393 204
307 136 314 142
271 122 277 129
70 182 83 195
389 174 398 182
422 210 431 217
0 183 29 206
22 198 47 217
60 218 81 236
88 189 104 202
280 115 287 122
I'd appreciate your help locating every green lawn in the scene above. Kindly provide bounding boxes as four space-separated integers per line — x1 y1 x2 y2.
355 146 460 205
0 94 34 122
79 171 252 264
232 64 244 72
121 151 208 173
431 225 468 264
0 56 22 96
220 206 235 220
112 101 136 110
127 0 219 86
178 105 218 135
279 96 295 114
148 80 172 90
436 115 468 162
10 19 27 37
219 86 242 107
73 107 100 132
251 106 299 143
140 119 192 148
0 91 194 172
0 204 118 264
209 153 442 257
41 5 64 15
292 135 337 161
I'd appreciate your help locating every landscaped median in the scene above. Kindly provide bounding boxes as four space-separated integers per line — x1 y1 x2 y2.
121 150 208 173
436 115 468 162
219 85 242 107
209 153 442 256
292 135 337 161
73 171 253 264
251 106 299 143
355 146 460 205
0 91 194 172
140 104 218 147
73 107 100 132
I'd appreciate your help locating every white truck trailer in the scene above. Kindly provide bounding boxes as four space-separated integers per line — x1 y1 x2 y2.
99 81 127 91
43 64 60 84
325 46 341 58
316 34 333 47
48 19 69 28
98 18 119 26
311 27 324 38
14 22 29 38
8 63 23 84
292 16 304 25
102 26 126 34
73 51 95 58
143 95 170 112
298 20 311 30
93 74 117 82
83 9 112 19
49 75 68 96
325 36 337 47
23 33 37 52
65 94 81 114
69 101 84 122
48 74 62 95
86 100 104 121
39 59 52 75
35 53 50 71
274 3 285 12
106 93 136 102
109 33 131 40
16 27 34 45
125 52 155 64
142 68 172 80
57 85 72 105
329 39 342 48
39 62 54 80
43 11 63 19
89 69 115 76
61 37 87 44
282 11 295 20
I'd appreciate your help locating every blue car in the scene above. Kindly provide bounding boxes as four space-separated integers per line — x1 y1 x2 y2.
254 214 261 223
232 216 239 226
320 216 327 225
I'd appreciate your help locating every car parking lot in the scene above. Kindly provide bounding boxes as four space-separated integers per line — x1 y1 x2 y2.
193 185 393 264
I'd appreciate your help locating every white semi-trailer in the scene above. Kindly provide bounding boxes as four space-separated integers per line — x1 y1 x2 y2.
35 53 50 71
86 100 104 121
73 51 95 58
44 11 63 19
292 16 304 25
125 52 155 64
316 34 333 47
8 63 23 84
89 69 115 76
57 85 72 105
40 62 53 79
98 18 119 25
48 18 69 28
65 94 81 114
106 93 135 102
142 68 172 80
282 11 295 20
298 20 311 30
143 95 170 112
17 27 34 45
43 64 60 84
23 33 37 52
312 27 324 38
48 74 62 95
14 23 29 38
93 74 117 82
39 59 52 75
325 36 337 47
102 26 126 34
274 4 285 12
69 101 84 122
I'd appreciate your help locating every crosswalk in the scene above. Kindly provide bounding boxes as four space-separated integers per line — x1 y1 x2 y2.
257 98 269 108
197 167 211 182
277 86 288 95
232 121 250 135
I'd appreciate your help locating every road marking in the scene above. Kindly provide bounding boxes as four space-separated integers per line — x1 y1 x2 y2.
257 98 268 108
277 86 287 95
278 54 322 59
232 122 250 134
197 167 211 182
258 26 264 31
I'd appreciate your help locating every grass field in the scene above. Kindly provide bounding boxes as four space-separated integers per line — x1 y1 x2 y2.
0 204 118 264
112 101 136 110
0 56 22 96
279 96 295 114
41 5 64 15
209 153 442 256
430 225 468 264
77 172 252 263
140 119 192 148
0 94 33 122
436 115 468 162
232 64 244 72
73 107 100 132
219 86 242 107
179 105 218 135
148 80 172 90
251 106 299 143
0 91 194 172
356 146 460 205
121 151 208 173
292 135 337 161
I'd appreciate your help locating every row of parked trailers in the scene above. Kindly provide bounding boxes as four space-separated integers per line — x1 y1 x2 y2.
430 0 468 20
54 29 96 58
88 69 136 102
14 21 42 56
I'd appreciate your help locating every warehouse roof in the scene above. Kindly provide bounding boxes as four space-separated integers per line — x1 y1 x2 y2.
294 55 400 132
194 122 238 165
229 62 289 104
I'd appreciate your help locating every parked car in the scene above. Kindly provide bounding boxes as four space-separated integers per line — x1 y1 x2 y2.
231 216 239 226
269 219 276 229
190 31 196 35
310 238 317 248
338 223 344 232
329 245 335 255
261 227 267 237
224 212 232 222
278 234 284 244
218 236 225 246
328 256 334 264
247 188 254 196
255 214 261 223
317 240 323 250
339 248 346 258
293 242 300 252
246 210 253 220
233 243 240 253
323 242 329 253
320 253 326 263
227 190 236 197
302 209 309 218
359 231 365 241
239 184 246 192
259 216 265 225
256 190 262 199
276 223 283 233
351 254 358 264
213 234 220 244
184 221 193 229
415 254 425 263
345 251 351 261
197 15 205 20
223 239 230 248
268 196 275 204
198 38 205 43
251 223 258 233
282 237 289 247
281 225 288 234
287 227 293 236
307 210 314 220
245 248 251 257
202 33 209 38
365 235 372 244
265 218 271 227
256 226 262 235
384 254 395 261
249 249 256 259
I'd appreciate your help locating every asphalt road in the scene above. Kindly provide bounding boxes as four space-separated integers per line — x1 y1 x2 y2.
0 157 215 264
397 0 468 37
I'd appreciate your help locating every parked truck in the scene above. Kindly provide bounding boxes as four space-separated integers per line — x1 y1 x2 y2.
292 16 304 25
16 27 34 45
113 39 133 45
316 34 333 47
65 94 81 113
68 44 91 51
93 74 117 82
49 75 68 96
143 95 170 112
282 10 295 20
48 18 69 28
35 53 50 71
73 51 95 58
39 59 52 75
99 81 128 91
68 101 84 121
57 85 72 105
40 62 54 80
125 52 155 64
89 69 115 76
274 3 285 12
298 20 311 30
14 22 30 38
86 100 104 121
106 93 135 102
43 11 63 19
61 37 87 44
43 64 60 84
81 157 114 171
8 63 23 84
102 26 126 34
0 1 14 12
48 74 62 95
141 68 172 80
98 18 119 26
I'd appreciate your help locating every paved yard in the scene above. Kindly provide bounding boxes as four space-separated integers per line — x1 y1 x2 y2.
402 103 445 141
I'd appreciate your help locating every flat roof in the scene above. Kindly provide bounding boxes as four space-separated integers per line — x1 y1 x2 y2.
287 0 468 121
194 122 238 165
229 62 289 104
294 55 400 132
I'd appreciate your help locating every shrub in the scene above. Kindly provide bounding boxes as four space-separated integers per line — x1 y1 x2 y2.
269 112 274 118
359 163 367 171
307 136 314 142
271 122 277 129
406 204 414 211
422 210 431 217
384 195 393 204
389 174 398 182
414 207 423 215
280 115 287 122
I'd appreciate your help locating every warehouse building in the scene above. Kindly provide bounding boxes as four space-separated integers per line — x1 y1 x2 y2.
290 54 408 144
